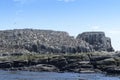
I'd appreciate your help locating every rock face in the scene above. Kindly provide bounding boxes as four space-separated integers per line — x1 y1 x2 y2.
77 32 114 52
0 29 114 53
1 52 120 74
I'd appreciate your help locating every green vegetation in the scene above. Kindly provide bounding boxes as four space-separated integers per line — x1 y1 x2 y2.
0 52 113 62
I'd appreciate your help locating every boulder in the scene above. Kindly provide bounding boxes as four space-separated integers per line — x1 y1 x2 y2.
28 64 59 72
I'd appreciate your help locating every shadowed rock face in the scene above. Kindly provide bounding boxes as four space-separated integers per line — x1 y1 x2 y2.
0 29 114 53
76 32 114 52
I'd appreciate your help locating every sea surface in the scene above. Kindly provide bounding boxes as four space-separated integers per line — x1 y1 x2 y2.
0 70 120 80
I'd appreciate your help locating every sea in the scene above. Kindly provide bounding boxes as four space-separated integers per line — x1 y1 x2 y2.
0 70 120 80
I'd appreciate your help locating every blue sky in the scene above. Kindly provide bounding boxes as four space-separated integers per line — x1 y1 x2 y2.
0 0 120 50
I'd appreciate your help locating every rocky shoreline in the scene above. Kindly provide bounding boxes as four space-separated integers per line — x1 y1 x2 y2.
0 52 120 74
0 29 118 74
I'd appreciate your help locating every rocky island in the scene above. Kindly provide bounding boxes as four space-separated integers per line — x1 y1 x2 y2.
0 29 119 74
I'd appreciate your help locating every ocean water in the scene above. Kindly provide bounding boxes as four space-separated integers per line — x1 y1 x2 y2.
0 70 120 80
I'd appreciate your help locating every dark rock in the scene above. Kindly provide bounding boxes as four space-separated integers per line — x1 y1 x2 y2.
89 55 112 61
10 53 23 56
103 66 120 74
8 64 59 72
63 62 81 71
12 60 28 67
48 56 68 70
27 64 59 72
95 58 116 70
0 61 12 68
79 61 93 68
1 53 120 74
1 53 9 56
